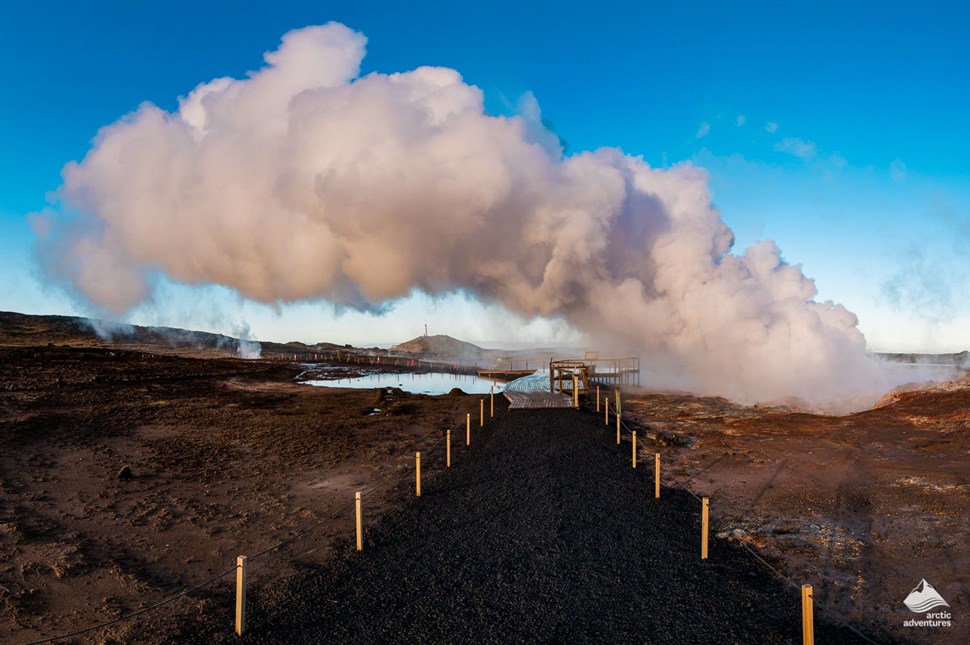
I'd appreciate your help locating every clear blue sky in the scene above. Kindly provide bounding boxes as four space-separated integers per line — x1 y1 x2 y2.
2 1 968 350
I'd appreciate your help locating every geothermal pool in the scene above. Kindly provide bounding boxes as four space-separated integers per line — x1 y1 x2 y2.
305 371 508 395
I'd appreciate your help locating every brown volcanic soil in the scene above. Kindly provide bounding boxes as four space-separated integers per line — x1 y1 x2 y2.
0 311 965 643
0 317 479 644
619 384 969 643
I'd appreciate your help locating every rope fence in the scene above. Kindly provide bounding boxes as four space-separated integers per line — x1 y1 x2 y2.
268 350 482 376
592 383 880 645
21 381 883 644
18 399 489 645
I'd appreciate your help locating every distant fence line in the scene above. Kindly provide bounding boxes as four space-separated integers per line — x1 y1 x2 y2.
265 351 482 376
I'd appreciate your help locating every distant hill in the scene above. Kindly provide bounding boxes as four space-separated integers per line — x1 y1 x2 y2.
390 334 487 361
0 311 345 359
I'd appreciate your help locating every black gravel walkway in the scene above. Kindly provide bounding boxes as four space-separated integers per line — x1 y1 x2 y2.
183 405 872 644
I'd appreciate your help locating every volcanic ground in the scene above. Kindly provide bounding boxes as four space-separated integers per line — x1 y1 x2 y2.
0 312 966 644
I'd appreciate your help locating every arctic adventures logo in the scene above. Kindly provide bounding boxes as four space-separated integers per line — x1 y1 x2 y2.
903 579 952 629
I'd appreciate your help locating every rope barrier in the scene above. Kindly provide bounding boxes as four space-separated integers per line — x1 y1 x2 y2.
18 411 468 645
20 565 238 645
22 390 878 644
593 386 880 644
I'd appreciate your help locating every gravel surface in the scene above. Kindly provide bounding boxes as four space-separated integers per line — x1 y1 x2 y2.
174 406 875 644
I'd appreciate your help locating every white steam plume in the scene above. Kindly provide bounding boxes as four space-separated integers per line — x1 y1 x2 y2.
231 322 262 360
33 22 892 410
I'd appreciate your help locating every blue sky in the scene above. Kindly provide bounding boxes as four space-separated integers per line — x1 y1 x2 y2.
2 1 968 350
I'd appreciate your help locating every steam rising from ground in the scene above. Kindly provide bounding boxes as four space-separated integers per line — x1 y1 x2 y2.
33 23 896 410
231 322 262 359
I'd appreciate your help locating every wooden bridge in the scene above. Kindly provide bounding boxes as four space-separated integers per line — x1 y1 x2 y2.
481 356 640 387
477 369 535 380
502 371 575 409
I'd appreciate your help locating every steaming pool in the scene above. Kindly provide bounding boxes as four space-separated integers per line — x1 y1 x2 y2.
304 372 508 395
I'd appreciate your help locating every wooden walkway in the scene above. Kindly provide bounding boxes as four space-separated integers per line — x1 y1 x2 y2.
503 371 575 409
477 369 535 380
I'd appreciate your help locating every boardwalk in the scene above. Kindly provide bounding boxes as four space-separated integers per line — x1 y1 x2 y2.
502 370 574 409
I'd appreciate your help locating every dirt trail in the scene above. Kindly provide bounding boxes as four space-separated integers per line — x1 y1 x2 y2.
160 406 871 644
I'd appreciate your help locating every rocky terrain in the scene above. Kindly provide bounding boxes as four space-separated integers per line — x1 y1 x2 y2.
0 312 966 643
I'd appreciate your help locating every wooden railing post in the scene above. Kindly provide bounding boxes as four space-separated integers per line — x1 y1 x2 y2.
801 584 814 645
701 497 709 559
415 452 421 497
355 492 363 552
235 556 247 636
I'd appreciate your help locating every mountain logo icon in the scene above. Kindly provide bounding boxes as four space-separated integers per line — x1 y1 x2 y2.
904 579 950 613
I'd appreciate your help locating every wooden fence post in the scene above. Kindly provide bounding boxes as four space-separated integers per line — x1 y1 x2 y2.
655 453 660 499
480 398 484 427
355 492 363 552
572 374 579 408
596 386 600 412
490 385 494 418
632 431 637 468
416 452 421 497
616 409 621 445
615 387 621 417
466 413 471 446
235 555 247 636
701 497 709 559
447 430 451 468
801 584 814 645
605 398 609 426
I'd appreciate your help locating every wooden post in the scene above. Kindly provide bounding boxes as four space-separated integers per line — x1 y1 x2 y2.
615 387 621 418
466 413 471 446
415 452 421 497
355 492 363 552
655 453 661 499
572 374 579 408
490 386 494 418
235 555 247 636
596 386 600 412
616 409 621 445
632 432 637 468
480 399 484 427
605 398 609 426
801 584 814 645
447 430 451 468
701 497 709 559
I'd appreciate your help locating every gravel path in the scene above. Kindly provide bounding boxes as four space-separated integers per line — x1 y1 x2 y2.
179 405 873 644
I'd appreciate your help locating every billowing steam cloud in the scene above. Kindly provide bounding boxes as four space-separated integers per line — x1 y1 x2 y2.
33 22 893 409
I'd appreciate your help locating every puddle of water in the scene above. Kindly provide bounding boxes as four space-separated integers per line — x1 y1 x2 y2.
304 372 508 395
